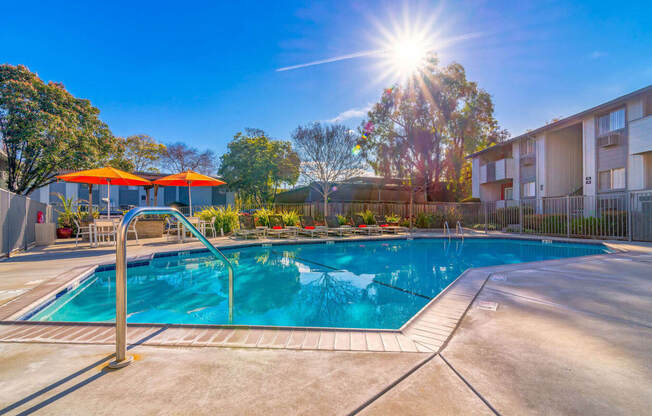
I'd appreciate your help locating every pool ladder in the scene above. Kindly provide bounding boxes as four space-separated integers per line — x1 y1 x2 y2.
456 221 464 240
444 221 451 239
110 206 235 369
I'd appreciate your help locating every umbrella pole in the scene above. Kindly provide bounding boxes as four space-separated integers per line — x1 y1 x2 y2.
188 183 192 217
88 184 93 217
107 180 111 219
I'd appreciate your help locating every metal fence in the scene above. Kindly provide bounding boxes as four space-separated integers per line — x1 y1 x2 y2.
264 191 652 242
483 193 631 240
0 189 52 257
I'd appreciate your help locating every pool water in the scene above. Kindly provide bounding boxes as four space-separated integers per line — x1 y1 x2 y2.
29 238 609 329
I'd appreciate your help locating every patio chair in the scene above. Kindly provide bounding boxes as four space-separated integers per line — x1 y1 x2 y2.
352 215 381 235
299 216 328 238
165 216 182 241
234 215 264 239
266 215 296 238
73 217 95 247
325 216 354 237
181 217 205 241
374 214 408 234
94 219 117 245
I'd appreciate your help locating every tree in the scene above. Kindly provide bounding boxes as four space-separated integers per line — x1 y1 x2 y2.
160 142 217 175
361 54 506 202
0 64 117 195
121 134 166 172
219 129 299 205
292 123 365 215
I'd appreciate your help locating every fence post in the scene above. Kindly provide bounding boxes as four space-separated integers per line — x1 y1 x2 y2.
628 192 633 242
519 200 523 235
566 195 570 238
484 203 487 234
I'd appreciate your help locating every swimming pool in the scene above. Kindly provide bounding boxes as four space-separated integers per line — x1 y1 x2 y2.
27 238 610 329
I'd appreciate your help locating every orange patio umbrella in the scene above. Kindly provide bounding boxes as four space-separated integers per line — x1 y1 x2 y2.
57 167 151 218
152 170 226 216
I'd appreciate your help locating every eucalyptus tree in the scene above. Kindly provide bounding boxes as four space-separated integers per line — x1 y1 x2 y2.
361 54 506 202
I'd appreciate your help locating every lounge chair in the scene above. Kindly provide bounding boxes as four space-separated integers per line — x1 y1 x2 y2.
266 215 295 238
299 216 328 237
374 214 408 234
352 215 381 235
235 215 265 239
325 216 354 237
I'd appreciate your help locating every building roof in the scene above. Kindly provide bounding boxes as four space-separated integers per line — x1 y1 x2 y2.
275 176 423 204
465 84 652 159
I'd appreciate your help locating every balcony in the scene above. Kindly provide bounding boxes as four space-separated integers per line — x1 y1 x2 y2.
629 115 652 155
519 153 536 166
480 158 514 184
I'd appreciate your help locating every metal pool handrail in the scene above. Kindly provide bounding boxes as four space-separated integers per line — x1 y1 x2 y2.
109 206 235 369
456 221 464 240
444 221 451 239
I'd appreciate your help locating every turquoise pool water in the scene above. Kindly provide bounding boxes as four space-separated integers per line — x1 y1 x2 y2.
28 238 609 329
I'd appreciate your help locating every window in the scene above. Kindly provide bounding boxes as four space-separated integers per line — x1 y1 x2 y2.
597 108 625 136
521 181 535 197
520 138 536 155
504 187 513 200
612 167 626 189
598 168 626 191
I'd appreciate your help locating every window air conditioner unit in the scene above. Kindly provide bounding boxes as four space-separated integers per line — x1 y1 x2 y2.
598 132 620 147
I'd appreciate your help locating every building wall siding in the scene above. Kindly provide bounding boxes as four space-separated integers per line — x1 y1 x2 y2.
536 134 546 197
472 158 480 198
582 117 597 197
512 141 520 199
545 125 583 197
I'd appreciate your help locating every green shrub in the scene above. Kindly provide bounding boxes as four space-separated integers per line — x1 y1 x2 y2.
444 206 462 226
429 212 445 228
254 207 274 226
336 214 348 225
197 206 239 234
385 213 400 224
461 196 480 203
357 209 376 225
415 212 429 228
281 210 300 227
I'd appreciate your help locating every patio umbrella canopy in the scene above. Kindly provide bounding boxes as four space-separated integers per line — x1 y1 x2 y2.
57 167 151 218
153 170 226 216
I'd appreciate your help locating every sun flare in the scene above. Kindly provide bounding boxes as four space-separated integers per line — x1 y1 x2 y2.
389 36 429 77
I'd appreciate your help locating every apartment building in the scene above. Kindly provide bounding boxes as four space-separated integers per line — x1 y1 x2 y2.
468 85 652 206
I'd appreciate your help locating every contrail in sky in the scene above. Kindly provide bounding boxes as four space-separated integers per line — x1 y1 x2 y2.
275 32 484 72
276 49 383 72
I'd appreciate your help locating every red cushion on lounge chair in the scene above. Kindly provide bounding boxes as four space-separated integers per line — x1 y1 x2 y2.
380 224 389 227
305 226 315 229
272 226 282 230
358 224 366 228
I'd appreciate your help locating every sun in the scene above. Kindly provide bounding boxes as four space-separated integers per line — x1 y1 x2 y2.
389 36 429 77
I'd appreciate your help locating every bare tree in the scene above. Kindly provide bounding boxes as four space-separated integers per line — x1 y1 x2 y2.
292 123 365 215
160 142 217 175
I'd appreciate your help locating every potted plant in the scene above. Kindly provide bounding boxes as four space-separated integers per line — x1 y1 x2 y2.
386 213 400 226
54 194 76 238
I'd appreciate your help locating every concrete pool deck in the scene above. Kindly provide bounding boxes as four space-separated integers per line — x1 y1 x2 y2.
0 233 651 414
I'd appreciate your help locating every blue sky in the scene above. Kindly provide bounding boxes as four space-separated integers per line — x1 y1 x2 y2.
2 0 651 156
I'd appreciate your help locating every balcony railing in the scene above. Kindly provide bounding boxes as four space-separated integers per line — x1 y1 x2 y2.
480 158 514 184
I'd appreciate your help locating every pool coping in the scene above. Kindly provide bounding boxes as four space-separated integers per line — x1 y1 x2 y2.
0 234 627 354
